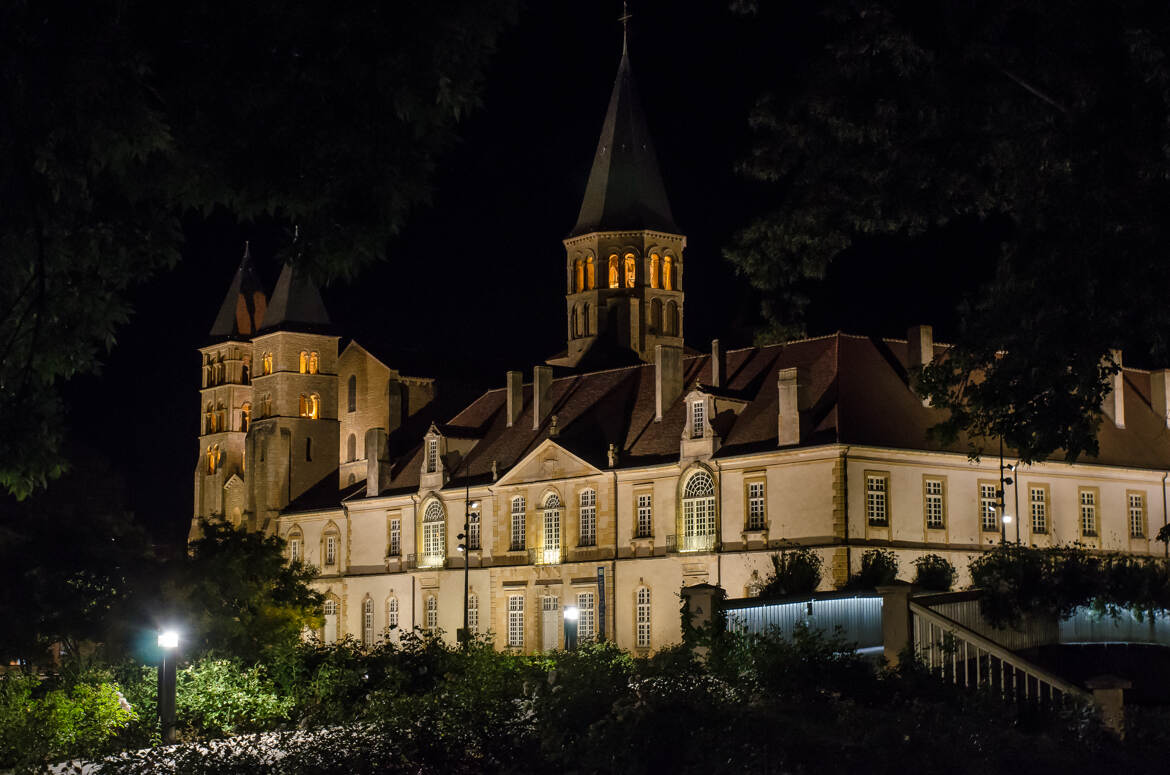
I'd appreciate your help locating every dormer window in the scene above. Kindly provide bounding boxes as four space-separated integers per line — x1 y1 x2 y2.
691 400 705 439
426 438 439 473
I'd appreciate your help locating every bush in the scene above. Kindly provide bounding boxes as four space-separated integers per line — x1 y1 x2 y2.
759 547 823 596
176 658 293 738
912 554 957 591
852 549 899 588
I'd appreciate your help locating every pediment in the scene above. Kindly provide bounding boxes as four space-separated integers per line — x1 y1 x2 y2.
223 473 245 492
495 439 602 487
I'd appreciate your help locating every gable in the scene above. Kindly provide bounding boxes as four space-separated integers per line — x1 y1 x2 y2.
495 439 602 486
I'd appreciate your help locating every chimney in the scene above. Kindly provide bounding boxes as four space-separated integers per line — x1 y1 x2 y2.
777 367 806 446
1103 349 1125 429
906 325 934 369
711 339 725 388
655 345 683 421
533 366 553 429
1152 370 1170 429
365 427 389 497
506 371 523 427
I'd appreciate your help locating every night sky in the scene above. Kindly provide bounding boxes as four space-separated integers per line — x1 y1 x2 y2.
61 2 984 546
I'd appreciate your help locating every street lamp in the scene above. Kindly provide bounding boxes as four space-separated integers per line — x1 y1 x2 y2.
563 605 579 651
457 496 480 646
157 629 179 744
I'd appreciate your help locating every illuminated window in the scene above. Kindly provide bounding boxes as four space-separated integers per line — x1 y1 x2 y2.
1030 486 1048 534
507 594 524 648
387 597 399 631
663 256 674 290
347 434 356 462
681 471 716 552
624 253 636 288
468 503 481 550
665 300 679 336
650 298 662 332
299 351 308 374
980 483 998 532
747 481 766 530
510 496 526 551
577 592 595 640
308 351 319 374
868 474 890 527
924 478 945 529
574 259 584 292
636 587 651 648
541 493 562 564
579 489 596 546
585 257 595 289
650 254 661 288
468 593 479 634
300 393 321 419
421 500 445 567
1080 488 1098 536
325 534 337 565
426 438 438 473
389 517 401 557
636 492 653 538
262 352 273 375
691 400 705 439
362 598 375 646
425 595 438 631
608 255 620 288
240 402 251 432
206 444 221 474
347 376 357 412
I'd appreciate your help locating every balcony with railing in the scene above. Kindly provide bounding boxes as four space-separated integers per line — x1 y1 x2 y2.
417 553 446 569
529 546 563 565
667 533 717 553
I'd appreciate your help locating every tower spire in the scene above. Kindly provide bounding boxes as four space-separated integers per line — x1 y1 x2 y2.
619 1 631 52
208 241 268 339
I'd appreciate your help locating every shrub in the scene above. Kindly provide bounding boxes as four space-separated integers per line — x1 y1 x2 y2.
912 554 957 591
759 547 823 596
852 548 899 588
176 658 293 738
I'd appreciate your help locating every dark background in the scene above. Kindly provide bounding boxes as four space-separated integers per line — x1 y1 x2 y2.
60 2 984 546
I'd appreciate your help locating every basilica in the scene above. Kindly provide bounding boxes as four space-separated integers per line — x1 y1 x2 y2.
191 36 1170 653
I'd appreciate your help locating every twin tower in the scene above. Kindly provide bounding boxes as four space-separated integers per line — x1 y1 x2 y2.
193 34 686 530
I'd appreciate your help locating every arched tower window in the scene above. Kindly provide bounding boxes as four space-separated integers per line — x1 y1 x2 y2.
541 493 562 564
585 257 596 289
663 256 674 290
206 444 221 474
308 352 319 374
681 470 717 552
241 402 251 432
574 259 584 292
650 254 661 289
608 255 620 288
422 500 446 567
347 375 357 413
650 298 662 333
624 253 636 288
665 300 679 336
309 393 321 419
347 434 357 462
205 403 215 434
262 352 273 375
299 351 309 374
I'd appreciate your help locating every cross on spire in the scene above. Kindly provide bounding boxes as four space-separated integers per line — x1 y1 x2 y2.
619 1 631 49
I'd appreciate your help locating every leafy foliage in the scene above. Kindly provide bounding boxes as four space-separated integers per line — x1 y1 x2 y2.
851 548 900 588
913 553 958 591
759 546 823 596
727 0 1170 463
176 659 292 739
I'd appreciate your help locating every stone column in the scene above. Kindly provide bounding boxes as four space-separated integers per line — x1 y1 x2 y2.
876 583 915 667
1085 674 1132 737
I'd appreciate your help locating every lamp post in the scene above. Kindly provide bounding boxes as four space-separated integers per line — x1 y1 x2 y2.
563 605 579 651
456 467 479 646
157 629 179 744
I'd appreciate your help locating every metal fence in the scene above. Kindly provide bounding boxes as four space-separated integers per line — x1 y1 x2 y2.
724 592 883 650
1059 607 1170 646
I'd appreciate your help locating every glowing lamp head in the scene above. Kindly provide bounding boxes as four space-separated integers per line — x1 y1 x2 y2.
563 605 580 621
158 630 180 649
1002 514 1013 525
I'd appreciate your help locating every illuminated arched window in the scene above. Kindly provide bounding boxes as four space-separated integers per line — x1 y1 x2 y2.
241 402 251 432
665 300 679 336
421 500 446 568
650 298 662 333
582 303 591 335
574 259 584 292
650 254 661 288
585 257 596 289
309 393 321 419
663 256 675 290
262 352 273 375
624 253 636 288
347 434 357 462
299 394 308 417
541 493 562 564
299 351 308 374
608 255 620 288
308 352 319 374
681 470 717 552
206 445 218 474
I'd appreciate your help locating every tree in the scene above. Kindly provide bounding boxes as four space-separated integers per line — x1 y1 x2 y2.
165 520 323 661
726 0 1170 463
0 0 519 497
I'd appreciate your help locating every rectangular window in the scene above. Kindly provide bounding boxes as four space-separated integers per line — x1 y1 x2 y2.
289 538 301 562
425 596 438 631
1030 486 1048 534
980 482 999 532
1129 491 1146 539
426 438 438 473
423 522 444 564
363 602 374 646
636 588 651 648
387 598 399 630
636 493 653 538
510 498 526 551
923 478 945 529
866 473 889 527
1080 488 1098 537
469 509 481 550
507 594 524 648
747 481 766 530
577 592 595 641
468 595 479 634
691 401 705 439
325 535 337 565
389 518 401 557
579 490 596 546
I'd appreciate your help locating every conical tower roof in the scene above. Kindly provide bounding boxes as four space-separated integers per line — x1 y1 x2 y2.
570 34 677 237
257 261 332 334
209 243 268 339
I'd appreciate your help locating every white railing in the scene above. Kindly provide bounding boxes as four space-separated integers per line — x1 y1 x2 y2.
418 553 445 569
909 602 1089 707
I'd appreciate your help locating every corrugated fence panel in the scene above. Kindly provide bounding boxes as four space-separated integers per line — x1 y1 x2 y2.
928 599 1058 651
1060 608 1170 646
726 595 883 650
